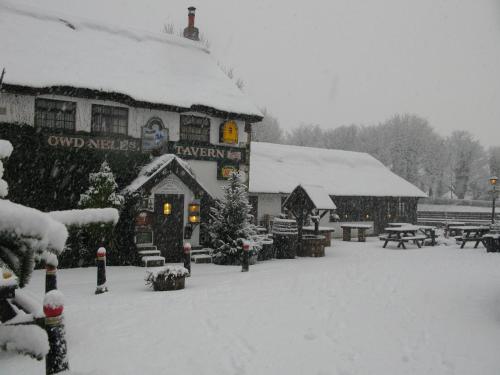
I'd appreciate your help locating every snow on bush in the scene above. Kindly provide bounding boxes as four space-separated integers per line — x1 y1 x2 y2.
0 139 13 159
0 199 68 254
49 208 119 227
14 289 44 319
0 324 49 360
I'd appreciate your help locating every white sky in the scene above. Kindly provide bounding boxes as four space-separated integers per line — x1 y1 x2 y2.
14 0 500 147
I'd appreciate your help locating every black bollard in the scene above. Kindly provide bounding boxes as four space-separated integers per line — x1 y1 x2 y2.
44 290 69 375
45 253 58 293
241 242 250 272
183 243 191 276
95 247 108 295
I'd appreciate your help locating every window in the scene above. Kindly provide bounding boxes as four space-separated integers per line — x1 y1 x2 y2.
333 197 372 222
219 120 238 144
180 115 210 143
35 98 76 131
91 104 128 136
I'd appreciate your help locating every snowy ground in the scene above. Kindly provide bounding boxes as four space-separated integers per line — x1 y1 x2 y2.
3 239 500 375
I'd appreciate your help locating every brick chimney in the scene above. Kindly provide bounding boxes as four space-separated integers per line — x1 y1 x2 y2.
183 7 200 41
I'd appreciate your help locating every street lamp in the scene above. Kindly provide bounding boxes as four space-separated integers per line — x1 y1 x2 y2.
489 176 498 224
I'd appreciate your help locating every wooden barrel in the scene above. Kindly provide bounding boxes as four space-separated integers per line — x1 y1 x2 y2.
298 235 326 257
272 218 298 259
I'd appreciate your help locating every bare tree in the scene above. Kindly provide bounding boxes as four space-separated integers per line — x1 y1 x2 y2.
445 131 486 199
285 123 325 148
251 108 284 143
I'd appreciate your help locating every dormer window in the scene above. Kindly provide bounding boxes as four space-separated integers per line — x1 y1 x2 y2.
180 115 210 143
219 120 238 144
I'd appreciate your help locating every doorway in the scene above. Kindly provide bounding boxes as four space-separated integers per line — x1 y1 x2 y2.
154 194 184 262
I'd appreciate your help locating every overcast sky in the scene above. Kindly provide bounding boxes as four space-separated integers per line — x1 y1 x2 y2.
18 0 500 147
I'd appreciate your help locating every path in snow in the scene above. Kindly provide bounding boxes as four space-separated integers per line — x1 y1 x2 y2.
3 239 500 375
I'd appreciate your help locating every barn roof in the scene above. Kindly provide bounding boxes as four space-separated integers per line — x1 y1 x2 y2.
0 1 262 121
249 142 427 198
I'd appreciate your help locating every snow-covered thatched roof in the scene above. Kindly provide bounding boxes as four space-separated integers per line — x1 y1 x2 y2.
0 1 262 121
249 142 427 198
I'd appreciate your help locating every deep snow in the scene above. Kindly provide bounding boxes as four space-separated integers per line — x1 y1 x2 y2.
3 240 500 374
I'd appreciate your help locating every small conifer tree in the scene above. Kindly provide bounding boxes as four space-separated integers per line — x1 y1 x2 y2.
79 161 124 209
72 161 123 265
208 172 257 265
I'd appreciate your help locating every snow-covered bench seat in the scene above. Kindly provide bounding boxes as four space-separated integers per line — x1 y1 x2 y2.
190 248 212 263
141 256 165 267
138 249 161 257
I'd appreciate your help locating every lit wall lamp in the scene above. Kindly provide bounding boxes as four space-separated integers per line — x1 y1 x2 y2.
188 200 201 224
163 202 172 215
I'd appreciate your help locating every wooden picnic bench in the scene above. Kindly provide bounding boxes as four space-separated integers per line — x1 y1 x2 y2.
380 234 427 249
340 224 372 242
454 226 490 249
380 226 427 249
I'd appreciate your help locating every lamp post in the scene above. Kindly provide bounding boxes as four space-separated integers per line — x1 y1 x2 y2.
489 176 498 224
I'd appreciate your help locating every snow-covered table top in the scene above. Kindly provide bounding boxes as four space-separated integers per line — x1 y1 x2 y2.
384 226 420 232
303 226 336 232
340 224 372 229
387 222 412 227
453 226 490 231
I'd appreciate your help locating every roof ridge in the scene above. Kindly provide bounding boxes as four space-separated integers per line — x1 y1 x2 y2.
0 0 210 54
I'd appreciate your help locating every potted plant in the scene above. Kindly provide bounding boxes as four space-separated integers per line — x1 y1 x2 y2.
145 265 189 291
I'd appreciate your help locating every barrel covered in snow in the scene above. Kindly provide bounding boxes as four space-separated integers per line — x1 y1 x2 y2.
272 218 298 259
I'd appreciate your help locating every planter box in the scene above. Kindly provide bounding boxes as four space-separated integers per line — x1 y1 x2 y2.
152 276 186 291
146 265 189 291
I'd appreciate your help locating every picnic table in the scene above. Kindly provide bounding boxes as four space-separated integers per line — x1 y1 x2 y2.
454 226 490 249
380 225 426 249
340 224 372 242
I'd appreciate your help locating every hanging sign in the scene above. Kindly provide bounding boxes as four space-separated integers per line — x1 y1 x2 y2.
169 142 245 163
217 161 239 180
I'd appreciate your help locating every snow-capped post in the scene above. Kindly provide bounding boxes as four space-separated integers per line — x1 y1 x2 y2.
95 247 108 294
242 241 250 272
45 253 59 293
44 290 69 375
183 243 191 276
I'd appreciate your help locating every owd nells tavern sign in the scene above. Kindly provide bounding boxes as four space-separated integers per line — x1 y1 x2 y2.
44 134 245 163
46 133 140 152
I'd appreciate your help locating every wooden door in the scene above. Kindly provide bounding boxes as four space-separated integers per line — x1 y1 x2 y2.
154 194 184 262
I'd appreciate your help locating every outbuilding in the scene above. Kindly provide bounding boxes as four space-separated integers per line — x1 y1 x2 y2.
249 142 427 235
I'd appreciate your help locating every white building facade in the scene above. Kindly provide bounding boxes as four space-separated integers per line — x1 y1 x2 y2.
0 3 263 260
